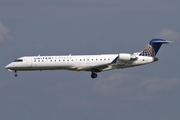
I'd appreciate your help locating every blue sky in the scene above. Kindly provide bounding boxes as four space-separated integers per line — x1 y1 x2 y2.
1 0 180 120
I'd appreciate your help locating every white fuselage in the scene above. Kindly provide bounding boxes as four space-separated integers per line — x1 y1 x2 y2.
5 38 170 78
5 54 156 72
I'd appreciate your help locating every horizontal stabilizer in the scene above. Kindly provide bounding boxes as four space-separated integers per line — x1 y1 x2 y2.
152 41 173 44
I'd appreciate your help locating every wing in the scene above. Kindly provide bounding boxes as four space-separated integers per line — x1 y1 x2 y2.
77 63 110 72
77 57 118 72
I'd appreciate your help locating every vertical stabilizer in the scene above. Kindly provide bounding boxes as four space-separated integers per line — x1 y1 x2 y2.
139 39 172 57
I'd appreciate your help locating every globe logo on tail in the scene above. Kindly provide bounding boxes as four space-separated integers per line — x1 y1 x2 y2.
139 45 155 57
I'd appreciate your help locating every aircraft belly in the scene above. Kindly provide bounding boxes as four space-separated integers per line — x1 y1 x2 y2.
14 65 78 71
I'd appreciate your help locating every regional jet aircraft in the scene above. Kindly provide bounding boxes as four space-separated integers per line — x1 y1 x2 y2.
5 39 172 78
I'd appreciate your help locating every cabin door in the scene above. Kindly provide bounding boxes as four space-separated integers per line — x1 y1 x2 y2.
26 57 32 67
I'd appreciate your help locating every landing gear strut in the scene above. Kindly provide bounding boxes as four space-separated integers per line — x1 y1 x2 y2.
91 72 98 79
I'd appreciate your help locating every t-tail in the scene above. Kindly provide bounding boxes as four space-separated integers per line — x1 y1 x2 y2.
139 39 173 57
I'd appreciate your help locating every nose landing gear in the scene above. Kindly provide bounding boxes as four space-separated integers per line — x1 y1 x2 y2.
91 72 98 79
14 70 18 77
14 74 18 77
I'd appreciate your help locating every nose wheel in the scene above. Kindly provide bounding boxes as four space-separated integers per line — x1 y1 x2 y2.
14 74 18 77
91 72 98 79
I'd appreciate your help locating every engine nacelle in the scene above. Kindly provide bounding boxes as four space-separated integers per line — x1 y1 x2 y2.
118 53 137 61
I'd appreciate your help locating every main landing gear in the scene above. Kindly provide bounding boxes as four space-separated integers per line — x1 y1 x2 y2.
91 72 98 79
14 70 18 77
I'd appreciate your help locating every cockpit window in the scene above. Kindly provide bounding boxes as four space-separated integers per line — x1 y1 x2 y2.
14 59 23 62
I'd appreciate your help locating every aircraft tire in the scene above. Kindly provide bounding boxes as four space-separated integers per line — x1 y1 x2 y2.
91 72 97 78
14 74 18 77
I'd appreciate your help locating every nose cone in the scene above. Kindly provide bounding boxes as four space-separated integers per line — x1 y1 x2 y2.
5 63 13 70
5 65 9 69
154 57 159 62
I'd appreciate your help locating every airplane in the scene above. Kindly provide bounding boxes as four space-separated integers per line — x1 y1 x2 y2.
5 39 172 78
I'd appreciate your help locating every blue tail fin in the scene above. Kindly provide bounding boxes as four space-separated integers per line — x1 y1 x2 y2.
139 39 172 57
